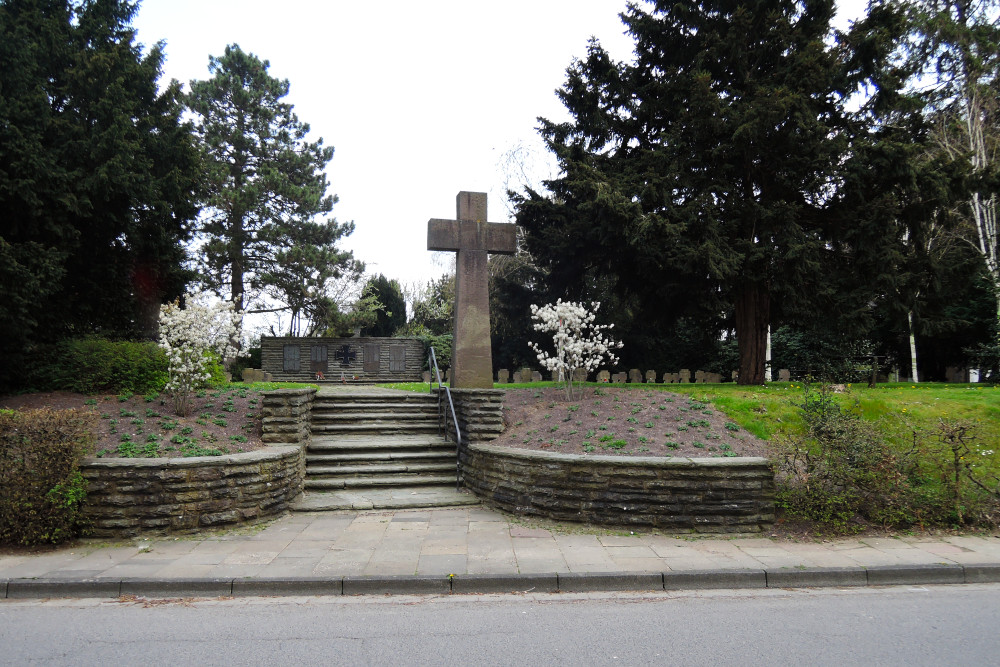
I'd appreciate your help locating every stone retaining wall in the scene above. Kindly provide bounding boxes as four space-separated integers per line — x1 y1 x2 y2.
80 446 305 537
433 388 504 443
261 387 316 444
459 444 774 533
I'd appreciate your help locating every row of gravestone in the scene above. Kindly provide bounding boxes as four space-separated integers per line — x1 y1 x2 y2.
488 368 794 384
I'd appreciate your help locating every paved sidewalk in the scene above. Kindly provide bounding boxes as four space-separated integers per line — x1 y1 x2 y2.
3 505 1000 598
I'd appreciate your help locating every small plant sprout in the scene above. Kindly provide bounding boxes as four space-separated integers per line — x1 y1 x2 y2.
528 300 622 400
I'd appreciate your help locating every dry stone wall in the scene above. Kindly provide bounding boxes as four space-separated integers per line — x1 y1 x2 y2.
433 388 504 443
459 444 775 533
80 446 304 537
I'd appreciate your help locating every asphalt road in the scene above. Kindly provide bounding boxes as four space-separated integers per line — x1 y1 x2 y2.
2 584 998 666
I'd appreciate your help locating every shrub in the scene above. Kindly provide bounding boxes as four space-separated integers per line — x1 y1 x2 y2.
775 384 916 532
0 408 95 545
27 337 168 395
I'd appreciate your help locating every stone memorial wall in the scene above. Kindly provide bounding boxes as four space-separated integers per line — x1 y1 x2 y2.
261 336 424 383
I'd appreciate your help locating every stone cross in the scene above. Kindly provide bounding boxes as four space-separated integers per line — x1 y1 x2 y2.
428 192 516 388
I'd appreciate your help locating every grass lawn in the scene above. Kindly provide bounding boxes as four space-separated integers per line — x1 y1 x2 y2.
381 379 1000 463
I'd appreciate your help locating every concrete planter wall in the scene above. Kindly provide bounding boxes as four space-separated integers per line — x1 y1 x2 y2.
459 444 775 533
80 446 305 538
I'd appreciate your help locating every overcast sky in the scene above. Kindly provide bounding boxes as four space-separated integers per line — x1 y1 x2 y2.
132 0 869 295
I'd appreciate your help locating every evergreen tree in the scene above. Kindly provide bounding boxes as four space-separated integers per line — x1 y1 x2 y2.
904 0 1000 348
186 44 357 320
0 0 199 379
514 0 906 384
361 274 406 337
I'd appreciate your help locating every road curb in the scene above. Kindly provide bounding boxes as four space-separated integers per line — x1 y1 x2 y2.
3 564 1000 600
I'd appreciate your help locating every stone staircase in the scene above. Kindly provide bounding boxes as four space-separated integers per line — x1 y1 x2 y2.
292 390 478 511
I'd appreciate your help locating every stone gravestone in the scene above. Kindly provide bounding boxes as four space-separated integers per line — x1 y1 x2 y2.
645 370 657 383
531 371 543 383
695 370 705 383
628 368 643 384
497 369 509 384
613 372 627 383
778 368 791 382
573 368 588 382
597 370 611 383
427 192 516 388
422 371 431 383
519 367 533 383
679 369 691 383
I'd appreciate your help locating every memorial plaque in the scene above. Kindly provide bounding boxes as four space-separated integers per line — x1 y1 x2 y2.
363 343 380 373
283 345 300 372
389 345 406 372
310 345 328 373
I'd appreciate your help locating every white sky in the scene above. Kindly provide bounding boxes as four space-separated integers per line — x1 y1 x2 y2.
132 0 869 293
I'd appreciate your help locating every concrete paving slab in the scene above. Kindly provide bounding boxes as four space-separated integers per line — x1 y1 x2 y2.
416 554 467 574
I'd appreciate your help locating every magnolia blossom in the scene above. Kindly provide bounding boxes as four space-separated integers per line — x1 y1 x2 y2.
158 289 242 416
528 299 622 399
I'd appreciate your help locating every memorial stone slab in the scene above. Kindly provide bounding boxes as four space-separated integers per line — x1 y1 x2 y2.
628 368 642 384
679 369 691 383
613 372 627 383
597 370 611 383
645 370 657 383
428 192 516 388
779 368 791 382
497 369 509 384
573 368 588 382
695 370 705 383
422 371 431 383
531 371 543 383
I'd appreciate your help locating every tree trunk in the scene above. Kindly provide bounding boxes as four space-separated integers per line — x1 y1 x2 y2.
735 281 769 385
908 310 919 382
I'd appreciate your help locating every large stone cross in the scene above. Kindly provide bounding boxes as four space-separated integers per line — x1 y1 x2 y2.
427 192 516 388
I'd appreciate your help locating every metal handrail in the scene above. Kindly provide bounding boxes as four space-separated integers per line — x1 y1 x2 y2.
427 347 462 491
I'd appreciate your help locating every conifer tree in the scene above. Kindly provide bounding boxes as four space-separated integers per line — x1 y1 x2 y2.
187 44 356 321
514 0 901 383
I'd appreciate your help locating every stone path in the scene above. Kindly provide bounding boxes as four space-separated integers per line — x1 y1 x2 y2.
3 505 1000 598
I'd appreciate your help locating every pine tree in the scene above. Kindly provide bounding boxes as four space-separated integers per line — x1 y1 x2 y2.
187 44 356 320
514 0 904 384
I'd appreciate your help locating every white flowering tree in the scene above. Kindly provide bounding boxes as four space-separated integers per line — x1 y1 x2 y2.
158 290 242 416
528 300 622 400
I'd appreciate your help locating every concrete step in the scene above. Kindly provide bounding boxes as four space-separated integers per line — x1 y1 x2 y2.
304 474 457 490
291 486 479 511
308 436 452 451
311 423 441 436
311 411 437 423
306 462 455 477
313 395 436 406
306 451 454 465
312 400 437 411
